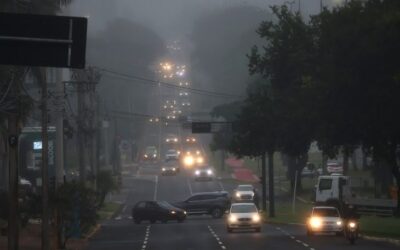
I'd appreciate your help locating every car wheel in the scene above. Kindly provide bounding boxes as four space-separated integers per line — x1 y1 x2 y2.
177 218 184 223
211 208 223 218
134 218 141 224
255 227 261 233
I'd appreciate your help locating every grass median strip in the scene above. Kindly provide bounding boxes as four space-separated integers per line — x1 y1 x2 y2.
98 202 122 220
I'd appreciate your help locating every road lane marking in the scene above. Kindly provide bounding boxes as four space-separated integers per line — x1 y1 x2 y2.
303 243 309 247
274 226 315 250
187 178 193 195
122 205 127 213
208 225 227 250
141 225 151 249
153 175 158 200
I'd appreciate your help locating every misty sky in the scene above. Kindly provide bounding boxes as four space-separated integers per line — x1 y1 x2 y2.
66 0 344 39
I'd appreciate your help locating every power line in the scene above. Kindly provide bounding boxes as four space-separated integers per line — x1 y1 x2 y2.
94 66 244 99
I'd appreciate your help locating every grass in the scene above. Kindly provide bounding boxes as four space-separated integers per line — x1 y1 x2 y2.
97 202 121 221
265 201 312 225
359 216 400 239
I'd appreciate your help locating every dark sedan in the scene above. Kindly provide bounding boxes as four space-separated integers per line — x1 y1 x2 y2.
132 201 186 224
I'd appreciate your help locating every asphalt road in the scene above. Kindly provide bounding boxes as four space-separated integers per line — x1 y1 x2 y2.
88 163 398 250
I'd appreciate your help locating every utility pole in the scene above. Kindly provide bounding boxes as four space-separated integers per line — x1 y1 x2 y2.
268 151 275 217
55 69 64 185
77 82 85 183
40 67 50 250
261 153 267 211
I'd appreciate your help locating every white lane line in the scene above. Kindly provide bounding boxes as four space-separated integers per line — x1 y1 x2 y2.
296 240 302 243
291 236 295 239
141 225 151 249
303 243 309 247
208 225 227 250
122 205 127 213
218 181 225 191
187 178 193 195
153 175 158 201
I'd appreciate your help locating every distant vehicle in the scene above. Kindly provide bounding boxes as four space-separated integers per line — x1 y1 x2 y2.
326 161 343 174
172 191 230 218
165 134 179 143
161 160 179 175
142 146 158 162
185 137 196 143
181 148 204 168
226 203 261 233
315 175 397 216
233 185 255 202
307 206 343 236
165 149 179 160
193 165 215 181
132 201 186 224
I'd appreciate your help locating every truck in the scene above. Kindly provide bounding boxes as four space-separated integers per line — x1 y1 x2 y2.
315 175 397 216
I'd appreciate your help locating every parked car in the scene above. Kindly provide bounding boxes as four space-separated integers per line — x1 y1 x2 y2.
307 206 343 236
233 184 255 202
132 201 186 224
172 191 230 218
226 203 261 233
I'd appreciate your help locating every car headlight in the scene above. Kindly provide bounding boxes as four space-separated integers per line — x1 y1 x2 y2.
196 150 200 155
162 168 166 171
172 168 176 171
309 217 322 228
236 193 240 198
196 157 204 164
170 211 176 214
228 215 237 223
336 220 342 226
348 222 357 228
184 156 194 166
144 154 148 158
195 170 200 175
184 211 187 214
153 154 157 158
207 169 213 175
174 138 178 142
166 139 169 142
252 214 261 222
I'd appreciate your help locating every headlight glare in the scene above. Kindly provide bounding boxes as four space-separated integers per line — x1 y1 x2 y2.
309 217 322 228
252 214 261 222
207 169 213 175
228 215 236 223
349 222 357 228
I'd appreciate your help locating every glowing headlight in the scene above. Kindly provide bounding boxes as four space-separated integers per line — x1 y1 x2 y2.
252 214 261 222
153 154 157 158
162 168 166 171
236 193 240 198
172 168 176 171
197 157 204 164
177 151 181 155
184 156 194 166
170 211 176 214
349 222 357 228
336 220 342 226
144 154 148 158
184 211 187 215
174 138 178 142
196 150 200 155
195 170 200 175
228 215 237 223
207 169 213 175
309 217 322 228
166 139 170 142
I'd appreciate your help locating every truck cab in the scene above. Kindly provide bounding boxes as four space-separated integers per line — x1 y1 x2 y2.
315 175 352 204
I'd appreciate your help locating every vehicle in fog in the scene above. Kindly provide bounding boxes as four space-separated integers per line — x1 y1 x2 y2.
172 191 230 218
161 159 180 175
181 148 204 168
233 184 255 202
132 201 186 224
165 134 179 143
193 165 215 181
307 206 343 236
142 146 158 163
165 149 179 160
226 203 261 233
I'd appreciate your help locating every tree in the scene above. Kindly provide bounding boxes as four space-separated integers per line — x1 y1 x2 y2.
248 5 316 193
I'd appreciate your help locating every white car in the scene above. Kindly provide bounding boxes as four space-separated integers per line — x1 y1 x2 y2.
165 149 179 160
307 206 343 236
227 203 261 233
233 184 255 202
194 166 214 181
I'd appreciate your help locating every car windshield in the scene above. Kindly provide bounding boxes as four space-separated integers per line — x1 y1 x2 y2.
231 204 257 213
157 201 175 210
167 150 176 154
313 208 339 217
237 186 253 191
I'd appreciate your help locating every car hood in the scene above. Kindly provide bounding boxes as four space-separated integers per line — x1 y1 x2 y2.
320 217 342 223
230 212 257 218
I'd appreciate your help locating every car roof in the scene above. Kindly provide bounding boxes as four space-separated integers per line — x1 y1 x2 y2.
192 191 228 196
238 184 254 188
231 202 255 206
312 206 338 210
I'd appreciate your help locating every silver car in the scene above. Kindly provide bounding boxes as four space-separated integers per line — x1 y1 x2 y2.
233 184 255 202
307 206 343 236
226 203 261 233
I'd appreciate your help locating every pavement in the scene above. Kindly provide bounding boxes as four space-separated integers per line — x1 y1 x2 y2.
86 162 400 250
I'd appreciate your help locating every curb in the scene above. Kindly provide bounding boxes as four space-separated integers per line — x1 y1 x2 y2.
360 234 400 246
85 224 101 240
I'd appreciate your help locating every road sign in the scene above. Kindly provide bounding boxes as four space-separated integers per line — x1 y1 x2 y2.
192 122 211 133
0 12 87 68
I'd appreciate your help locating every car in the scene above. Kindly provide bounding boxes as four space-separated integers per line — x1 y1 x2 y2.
132 201 186 224
172 191 230 218
181 148 204 168
161 160 180 175
226 203 261 233
193 166 215 181
233 184 255 202
165 149 179 160
165 134 179 143
142 146 158 162
307 206 344 236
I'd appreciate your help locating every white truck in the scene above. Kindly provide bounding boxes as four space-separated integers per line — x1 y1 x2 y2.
315 175 397 216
